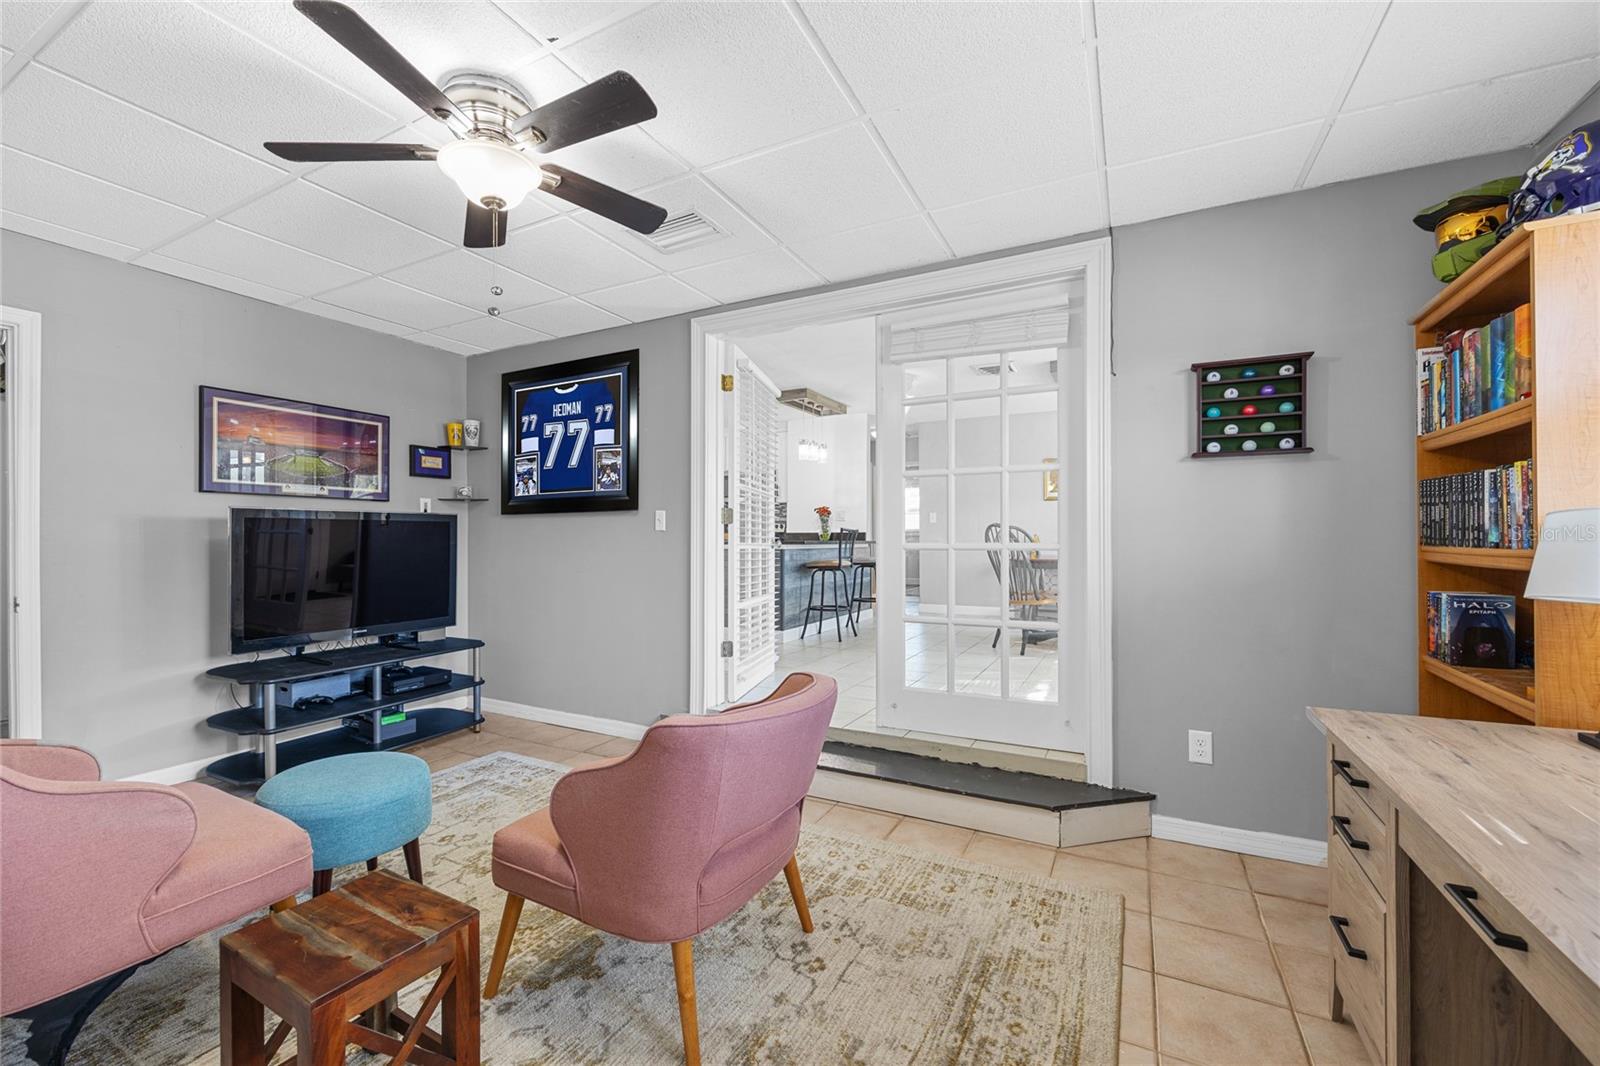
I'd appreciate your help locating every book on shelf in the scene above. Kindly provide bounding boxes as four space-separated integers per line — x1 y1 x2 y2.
1425 592 1516 669
1418 460 1535 548
1415 302 1530 434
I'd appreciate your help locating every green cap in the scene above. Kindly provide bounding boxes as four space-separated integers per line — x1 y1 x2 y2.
1413 177 1522 231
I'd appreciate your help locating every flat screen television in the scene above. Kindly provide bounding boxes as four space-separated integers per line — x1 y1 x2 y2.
229 508 457 653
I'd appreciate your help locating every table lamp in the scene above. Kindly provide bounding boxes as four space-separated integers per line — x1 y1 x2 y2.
1523 508 1600 750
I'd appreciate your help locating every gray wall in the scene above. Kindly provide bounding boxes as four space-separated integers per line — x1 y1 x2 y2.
462 318 691 726
0 233 466 779
1110 148 1529 840
463 145 1537 839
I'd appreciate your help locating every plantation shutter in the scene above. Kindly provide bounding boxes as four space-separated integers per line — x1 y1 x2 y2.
726 352 781 700
887 306 1071 360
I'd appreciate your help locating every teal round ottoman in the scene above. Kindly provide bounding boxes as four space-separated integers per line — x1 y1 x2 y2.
256 752 432 896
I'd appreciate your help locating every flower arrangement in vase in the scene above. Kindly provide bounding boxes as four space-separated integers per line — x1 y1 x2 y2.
815 505 832 541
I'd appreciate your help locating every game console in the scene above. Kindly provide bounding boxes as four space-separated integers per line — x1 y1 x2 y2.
344 711 417 743
275 673 352 708
382 664 453 696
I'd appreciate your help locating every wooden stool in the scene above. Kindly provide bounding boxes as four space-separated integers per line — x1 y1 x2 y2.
220 870 479 1066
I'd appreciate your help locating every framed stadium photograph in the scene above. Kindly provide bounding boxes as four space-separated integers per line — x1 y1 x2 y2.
500 349 640 514
198 386 389 501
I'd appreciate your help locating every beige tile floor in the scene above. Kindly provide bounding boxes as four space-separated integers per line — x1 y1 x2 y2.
416 713 1368 1066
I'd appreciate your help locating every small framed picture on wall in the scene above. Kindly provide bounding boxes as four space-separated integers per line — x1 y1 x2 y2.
410 445 452 479
500 349 640 514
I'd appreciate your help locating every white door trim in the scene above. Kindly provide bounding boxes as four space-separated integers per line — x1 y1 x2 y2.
2 305 43 740
689 240 1115 786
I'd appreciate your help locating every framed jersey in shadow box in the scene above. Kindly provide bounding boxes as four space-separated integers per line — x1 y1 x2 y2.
500 349 639 514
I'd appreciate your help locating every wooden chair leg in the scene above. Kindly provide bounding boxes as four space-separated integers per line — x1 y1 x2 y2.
367 858 379 872
311 869 333 896
270 896 298 913
783 855 814 934
403 839 424 883
483 894 525 999
671 940 700 1066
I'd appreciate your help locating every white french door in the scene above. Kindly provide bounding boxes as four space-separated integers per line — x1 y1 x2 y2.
720 343 781 702
875 280 1089 751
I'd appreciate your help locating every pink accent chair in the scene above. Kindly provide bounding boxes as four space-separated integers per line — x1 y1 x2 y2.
484 672 837 1065
0 740 312 1066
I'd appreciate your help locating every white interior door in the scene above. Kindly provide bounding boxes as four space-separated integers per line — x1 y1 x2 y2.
721 345 781 702
875 282 1089 751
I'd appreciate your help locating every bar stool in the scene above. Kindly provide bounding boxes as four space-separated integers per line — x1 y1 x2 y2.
801 529 859 642
850 540 875 625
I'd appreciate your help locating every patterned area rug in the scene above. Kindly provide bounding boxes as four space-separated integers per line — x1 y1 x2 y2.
3 752 1122 1065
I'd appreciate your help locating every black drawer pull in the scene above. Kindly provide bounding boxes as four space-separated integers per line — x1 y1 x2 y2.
1444 883 1528 951
1331 815 1370 850
1332 759 1369 789
1329 915 1367 960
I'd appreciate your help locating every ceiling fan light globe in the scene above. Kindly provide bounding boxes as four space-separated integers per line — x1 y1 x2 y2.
436 139 541 210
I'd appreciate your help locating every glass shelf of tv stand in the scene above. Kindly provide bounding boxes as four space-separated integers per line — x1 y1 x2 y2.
202 706 481 785
204 673 482 736
205 636 484 685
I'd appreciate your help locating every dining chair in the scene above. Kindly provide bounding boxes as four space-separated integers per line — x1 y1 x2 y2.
984 522 1058 653
483 672 837 1065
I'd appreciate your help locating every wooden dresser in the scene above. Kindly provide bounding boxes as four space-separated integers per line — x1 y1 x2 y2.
1311 708 1600 1066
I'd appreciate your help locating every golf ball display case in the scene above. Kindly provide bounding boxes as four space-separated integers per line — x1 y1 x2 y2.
1191 352 1313 458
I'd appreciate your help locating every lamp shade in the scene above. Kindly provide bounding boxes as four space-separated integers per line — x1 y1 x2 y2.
1523 508 1600 604
436 140 543 210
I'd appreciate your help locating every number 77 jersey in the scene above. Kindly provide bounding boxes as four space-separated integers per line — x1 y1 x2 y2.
516 375 622 494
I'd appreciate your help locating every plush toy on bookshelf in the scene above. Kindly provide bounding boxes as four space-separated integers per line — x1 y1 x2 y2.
1416 303 1530 434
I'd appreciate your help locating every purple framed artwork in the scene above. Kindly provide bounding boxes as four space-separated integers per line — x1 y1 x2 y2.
410 444 452 479
198 385 389 500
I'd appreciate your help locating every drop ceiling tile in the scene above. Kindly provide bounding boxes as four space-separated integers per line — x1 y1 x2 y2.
0 1 62 51
932 173 1107 258
1108 122 1321 226
499 2 649 46
0 65 286 214
412 334 488 356
577 173 772 269
223 180 452 274
788 215 950 283
704 123 918 243
581 274 712 321
315 276 480 331
561 1 856 166
1346 2 1599 110
293 298 417 338
1097 1 1380 165
1308 59 1600 189
675 248 821 305
0 147 203 249
157 222 366 296
430 314 551 351
35 1 402 166
502 296 628 337
801 1 1082 113
132 253 300 306
1 213 139 261
874 60 1097 209
495 215 657 293
384 250 561 314
541 124 691 195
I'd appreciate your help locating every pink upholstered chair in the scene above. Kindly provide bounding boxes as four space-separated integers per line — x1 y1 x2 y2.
484 672 837 1065
0 740 312 1066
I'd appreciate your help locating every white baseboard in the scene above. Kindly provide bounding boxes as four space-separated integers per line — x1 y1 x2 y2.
1152 814 1327 866
480 697 648 740
123 754 220 785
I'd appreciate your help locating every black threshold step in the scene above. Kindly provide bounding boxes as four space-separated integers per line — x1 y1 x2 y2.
818 741 1154 812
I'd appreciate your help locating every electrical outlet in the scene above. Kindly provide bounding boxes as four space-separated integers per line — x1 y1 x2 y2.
419 497 433 514
1188 729 1213 765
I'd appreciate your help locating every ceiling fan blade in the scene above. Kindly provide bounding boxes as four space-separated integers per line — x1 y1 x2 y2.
538 166 668 234
264 142 438 162
464 201 508 248
510 71 657 152
293 0 468 129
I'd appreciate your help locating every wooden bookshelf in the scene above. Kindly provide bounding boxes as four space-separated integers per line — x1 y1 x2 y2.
1411 212 1600 730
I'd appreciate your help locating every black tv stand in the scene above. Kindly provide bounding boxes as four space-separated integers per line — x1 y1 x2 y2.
202 636 485 784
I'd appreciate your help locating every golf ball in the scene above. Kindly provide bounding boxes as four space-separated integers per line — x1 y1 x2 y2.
1260 384 1277 396
1278 401 1296 413
1260 421 1277 433
1278 364 1296 376
1242 368 1258 378
1241 404 1259 416
1223 423 1240 435
1279 437 1296 449
1205 441 1222 453
1223 387 1240 399
1242 440 1258 451
1205 371 1222 383
1206 405 1222 418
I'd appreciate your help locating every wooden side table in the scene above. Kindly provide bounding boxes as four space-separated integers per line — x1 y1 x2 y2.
220 870 479 1066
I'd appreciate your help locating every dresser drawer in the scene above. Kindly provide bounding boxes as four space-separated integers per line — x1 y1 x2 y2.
1329 829 1386 1062
1331 772 1389 900
1330 739 1384 821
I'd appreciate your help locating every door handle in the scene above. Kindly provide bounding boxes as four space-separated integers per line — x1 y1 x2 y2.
1444 883 1528 951
1332 759 1369 789
1329 915 1367 960
1330 815 1370 850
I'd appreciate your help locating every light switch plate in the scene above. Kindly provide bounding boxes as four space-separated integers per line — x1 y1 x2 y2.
654 509 667 531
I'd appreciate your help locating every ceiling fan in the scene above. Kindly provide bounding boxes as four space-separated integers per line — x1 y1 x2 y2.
264 0 668 249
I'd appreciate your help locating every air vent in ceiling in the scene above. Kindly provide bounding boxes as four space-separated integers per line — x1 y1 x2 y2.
635 210 727 254
778 388 848 417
